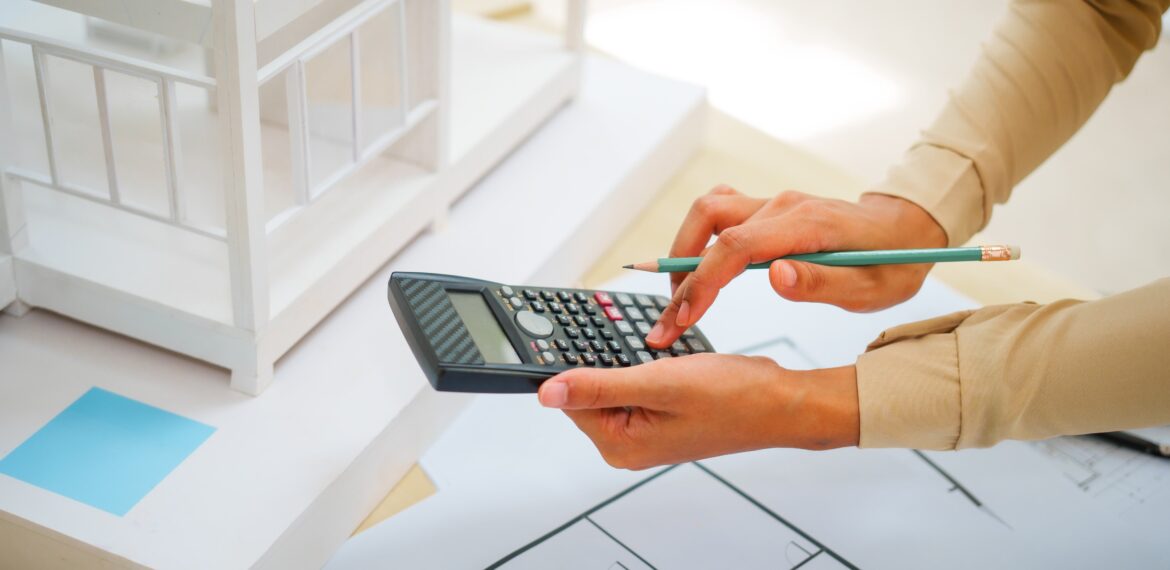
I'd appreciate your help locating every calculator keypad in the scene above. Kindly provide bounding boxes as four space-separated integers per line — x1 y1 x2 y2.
501 285 709 368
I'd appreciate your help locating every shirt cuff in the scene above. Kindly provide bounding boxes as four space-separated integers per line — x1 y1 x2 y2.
870 144 987 247
855 311 972 450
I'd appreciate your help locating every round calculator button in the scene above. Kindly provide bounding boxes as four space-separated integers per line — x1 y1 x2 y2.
515 310 554 338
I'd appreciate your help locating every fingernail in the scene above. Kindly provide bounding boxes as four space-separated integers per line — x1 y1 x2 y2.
540 381 568 408
675 300 691 327
646 322 664 344
779 262 797 288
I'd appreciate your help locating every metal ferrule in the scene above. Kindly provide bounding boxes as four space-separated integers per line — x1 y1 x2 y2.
980 245 1014 261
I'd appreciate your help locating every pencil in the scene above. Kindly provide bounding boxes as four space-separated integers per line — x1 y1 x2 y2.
623 245 1021 273
1090 431 1170 458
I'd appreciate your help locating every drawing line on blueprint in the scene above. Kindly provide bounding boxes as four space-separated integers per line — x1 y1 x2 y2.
489 461 857 569
1029 432 1170 517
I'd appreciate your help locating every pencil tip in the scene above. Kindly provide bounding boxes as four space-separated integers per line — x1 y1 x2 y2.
622 264 633 269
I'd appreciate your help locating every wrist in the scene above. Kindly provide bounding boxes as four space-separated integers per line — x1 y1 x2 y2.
860 193 948 249
769 365 860 450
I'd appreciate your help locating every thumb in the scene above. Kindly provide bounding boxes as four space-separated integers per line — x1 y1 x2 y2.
538 365 659 410
769 259 875 309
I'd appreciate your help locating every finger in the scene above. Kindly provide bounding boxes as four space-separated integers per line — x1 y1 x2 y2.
672 217 779 325
652 212 827 347
537 363 674 410
668 187 764 295
741 189 810 223
769 260 929 312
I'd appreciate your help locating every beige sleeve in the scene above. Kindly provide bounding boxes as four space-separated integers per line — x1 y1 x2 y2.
857 279 1170 450
870 0 1168 246
854 0 1170 449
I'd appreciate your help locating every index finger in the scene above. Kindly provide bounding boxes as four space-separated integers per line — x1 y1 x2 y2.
651 215 816 347
667 187 765 295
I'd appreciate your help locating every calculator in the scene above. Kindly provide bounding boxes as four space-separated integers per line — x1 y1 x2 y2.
387 272 715 393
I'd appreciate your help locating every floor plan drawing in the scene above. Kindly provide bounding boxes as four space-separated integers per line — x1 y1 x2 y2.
491 462 854 570
1029 427 1170 522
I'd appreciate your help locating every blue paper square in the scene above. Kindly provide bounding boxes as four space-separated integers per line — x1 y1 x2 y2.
0 387 215 516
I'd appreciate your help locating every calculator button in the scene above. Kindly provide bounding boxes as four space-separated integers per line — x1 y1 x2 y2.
555 314 570 325
515 311 554 338
615 320 634 334
635 322 653 336
598 353 614 366
615 293 634 306
606 340 622 352
500 286 514 297
625 307 645 321
616 354 632 366
563 353 579 365
635 294 654 308
604 306 624 321
685 338 708 353
635 351 654 364
591 316 607 327
573 315 589 326
510 296 524 309
557 291 572 301
670 340 689 355
600 329 614 340
548 302 562 314
589 340 604 352
581 353 597 366
625 336 645 350
582 328 597 340
573 340 589 352
554 339 569 351
582 304 597 315
523 289 538 300
681 328 696 338
536 339 550 351
654 351 671 360
541 351 555 364
530 301 546 313
565 303 580 315
594 292 614 306
564 327 580 338
645 308 661 321
654 295 670 309
541 290 556 301
573 292 589 303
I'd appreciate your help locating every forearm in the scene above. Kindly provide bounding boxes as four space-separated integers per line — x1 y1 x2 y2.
856 278 1170 450
871 0 1168 245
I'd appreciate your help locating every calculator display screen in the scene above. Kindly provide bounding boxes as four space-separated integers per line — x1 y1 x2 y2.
448 292 522 364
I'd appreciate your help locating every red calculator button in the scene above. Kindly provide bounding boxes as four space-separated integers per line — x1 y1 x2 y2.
594 292 614 306
603 306 623 321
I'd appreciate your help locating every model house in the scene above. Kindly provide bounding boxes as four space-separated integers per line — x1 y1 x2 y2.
0 0 584 394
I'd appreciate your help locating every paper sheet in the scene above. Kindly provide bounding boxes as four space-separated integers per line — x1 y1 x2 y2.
328 273 1169 569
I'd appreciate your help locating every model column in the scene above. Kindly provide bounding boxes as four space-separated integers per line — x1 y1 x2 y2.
213 0 274 395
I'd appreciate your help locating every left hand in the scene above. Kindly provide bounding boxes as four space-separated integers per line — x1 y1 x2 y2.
537 353 859 470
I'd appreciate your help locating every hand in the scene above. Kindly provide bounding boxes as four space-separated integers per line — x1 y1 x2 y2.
645 186 947 349
537 354 859 470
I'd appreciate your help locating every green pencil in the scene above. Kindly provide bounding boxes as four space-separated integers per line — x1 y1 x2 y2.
623 245 1020 273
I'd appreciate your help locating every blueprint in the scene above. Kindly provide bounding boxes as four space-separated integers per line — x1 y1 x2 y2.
327 273 1169 569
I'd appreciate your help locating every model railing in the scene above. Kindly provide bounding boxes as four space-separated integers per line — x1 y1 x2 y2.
258 0 428 234
0 26 224 241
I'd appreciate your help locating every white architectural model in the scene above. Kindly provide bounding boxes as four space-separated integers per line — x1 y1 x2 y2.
0 0 585 394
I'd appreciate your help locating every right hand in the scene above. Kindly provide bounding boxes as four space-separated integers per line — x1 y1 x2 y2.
646 185 948 349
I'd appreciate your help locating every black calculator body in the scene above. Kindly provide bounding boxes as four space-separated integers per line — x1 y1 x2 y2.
387 272 715 393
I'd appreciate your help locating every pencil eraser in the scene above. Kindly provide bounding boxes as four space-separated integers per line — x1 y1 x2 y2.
1010 245 1021 260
